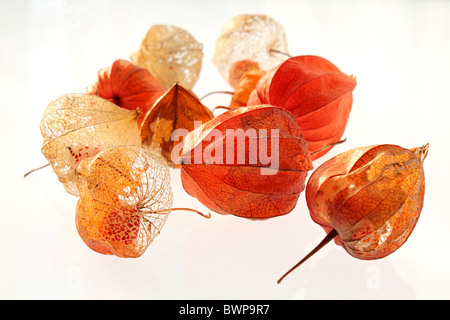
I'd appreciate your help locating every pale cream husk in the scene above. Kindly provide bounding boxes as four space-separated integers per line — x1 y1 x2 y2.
75 145 173 257
40 93 141 196
213 14 289 82
131 24 203 90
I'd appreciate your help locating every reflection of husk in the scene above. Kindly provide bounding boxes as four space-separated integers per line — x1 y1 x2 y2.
131 24 203 90
75 145 173 258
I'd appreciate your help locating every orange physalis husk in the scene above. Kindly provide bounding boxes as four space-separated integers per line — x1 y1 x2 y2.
228 61 266 109
248 55 357 160
86 59 166 128
75 145 173 258
178 104 313 219
40 93 141 196
228 59 262 88
277 143 429 283
140 83 214 167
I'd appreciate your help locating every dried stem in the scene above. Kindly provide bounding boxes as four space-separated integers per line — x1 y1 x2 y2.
200 91 234 100
24 163 50 178
270 49 292 58
413 143 429 162
277 229 338 284
212 105 231 113
310 138 347 156
171 207 212 219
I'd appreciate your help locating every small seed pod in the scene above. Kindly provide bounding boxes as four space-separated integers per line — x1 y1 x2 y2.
40 93 141 195
75 145 173 258
278 143 429 283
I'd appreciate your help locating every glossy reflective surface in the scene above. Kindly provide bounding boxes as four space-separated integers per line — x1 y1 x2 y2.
2 0 449 299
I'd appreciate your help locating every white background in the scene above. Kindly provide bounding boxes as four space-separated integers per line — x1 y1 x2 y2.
1 0 449 299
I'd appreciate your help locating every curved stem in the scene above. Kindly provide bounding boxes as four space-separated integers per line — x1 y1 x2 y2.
170 207 212 219
270 49 292 58
277 229 338 284
200 91 234 101
24 163 50 178
310 138 347 156
212 105 231 113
